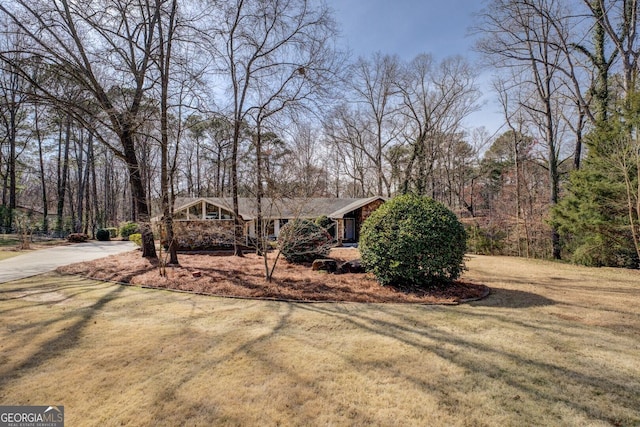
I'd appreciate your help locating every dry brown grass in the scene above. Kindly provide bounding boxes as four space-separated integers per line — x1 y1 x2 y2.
0 250 21 261
0 236 69 260
0 254 638 426
57 248 488 304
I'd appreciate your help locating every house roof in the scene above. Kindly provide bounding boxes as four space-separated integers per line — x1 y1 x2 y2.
170 196 385 221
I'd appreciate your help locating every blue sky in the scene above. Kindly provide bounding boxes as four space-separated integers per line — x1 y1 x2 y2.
326 0 505 138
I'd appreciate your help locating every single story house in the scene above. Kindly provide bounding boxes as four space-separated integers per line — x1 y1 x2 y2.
154 196 385 250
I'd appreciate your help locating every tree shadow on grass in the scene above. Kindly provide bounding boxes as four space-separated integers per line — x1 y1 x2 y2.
0 284 125 391
296 303 636 426
469 287 556 308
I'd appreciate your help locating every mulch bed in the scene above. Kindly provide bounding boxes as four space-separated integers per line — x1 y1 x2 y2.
56 249 490 304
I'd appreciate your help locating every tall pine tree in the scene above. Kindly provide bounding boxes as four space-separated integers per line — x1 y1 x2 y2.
552 92 640 268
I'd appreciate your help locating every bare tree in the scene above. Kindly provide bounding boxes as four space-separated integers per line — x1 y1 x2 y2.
55 113 71 236
477 0 575 259
286 122 329 197
396 54 479 196
207 0 341 258
582 0 639 96
349 53 401 196
323 104 372 197
154 0 180 266
0 25 32 230
0 0 166 257
33 99 49 233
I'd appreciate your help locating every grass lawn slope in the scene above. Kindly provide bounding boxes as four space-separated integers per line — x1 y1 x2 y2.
0 255 638 426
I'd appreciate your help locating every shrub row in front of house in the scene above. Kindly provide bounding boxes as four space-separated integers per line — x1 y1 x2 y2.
66 222 139 242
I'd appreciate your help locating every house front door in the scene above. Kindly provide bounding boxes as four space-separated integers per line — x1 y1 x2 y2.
344 218 356 241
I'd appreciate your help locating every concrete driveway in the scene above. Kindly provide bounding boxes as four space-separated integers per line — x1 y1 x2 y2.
0 241 136 283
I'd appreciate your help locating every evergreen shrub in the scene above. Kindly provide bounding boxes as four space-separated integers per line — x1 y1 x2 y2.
359 194 467 288
119 222 139 240
105 227 118 238
129 233 142 247
315 215 333 230
96 229 111 241
67 233 89 243
315 215 336 240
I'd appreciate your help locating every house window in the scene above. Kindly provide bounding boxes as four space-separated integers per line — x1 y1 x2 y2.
188 204 203 219
206 204 219 219
173 201 235 221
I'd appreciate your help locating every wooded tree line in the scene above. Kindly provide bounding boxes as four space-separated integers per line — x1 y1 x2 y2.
476 0 640 267
0 0 638 267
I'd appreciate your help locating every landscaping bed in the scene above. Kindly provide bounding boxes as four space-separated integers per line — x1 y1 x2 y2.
57 248 489 304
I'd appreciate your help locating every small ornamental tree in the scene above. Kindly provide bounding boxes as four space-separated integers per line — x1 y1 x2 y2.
359 194 467 288
278 219 333 264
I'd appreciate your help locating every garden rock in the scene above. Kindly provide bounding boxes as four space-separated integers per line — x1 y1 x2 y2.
311 259 337 273
337 259 365 274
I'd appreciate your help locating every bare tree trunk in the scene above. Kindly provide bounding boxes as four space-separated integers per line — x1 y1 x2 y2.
122 129 156 258
83 161 91 236
103 152 112 226
573 109 585 170
545 105 562 260
231 119 245 257
90 136 100 229
35 103 49 234
216 151 222 197
196 138 201 197
156 0 179 266
76 130 86 233
1 162 8 207
56 115 71 236
255 128 264 258
8 106 16 230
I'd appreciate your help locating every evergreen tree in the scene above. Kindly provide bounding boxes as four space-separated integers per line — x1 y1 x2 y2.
552 93 640 268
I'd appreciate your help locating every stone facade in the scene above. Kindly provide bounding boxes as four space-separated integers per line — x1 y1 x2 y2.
357 199 385 224
336 199 386 244
162 220 237 250
159 197 386 250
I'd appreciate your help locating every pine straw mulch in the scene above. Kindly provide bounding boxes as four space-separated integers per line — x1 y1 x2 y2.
56 248 490 304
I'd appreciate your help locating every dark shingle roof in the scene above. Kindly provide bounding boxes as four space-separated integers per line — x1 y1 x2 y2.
171 196 384 220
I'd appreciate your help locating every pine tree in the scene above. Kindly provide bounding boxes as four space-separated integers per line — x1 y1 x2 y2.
552 94 640 268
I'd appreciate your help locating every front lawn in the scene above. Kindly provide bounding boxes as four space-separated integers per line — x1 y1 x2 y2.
0 255 638 426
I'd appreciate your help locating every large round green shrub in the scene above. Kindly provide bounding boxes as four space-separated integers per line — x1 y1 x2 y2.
278 219 333 264
359 194 467 288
